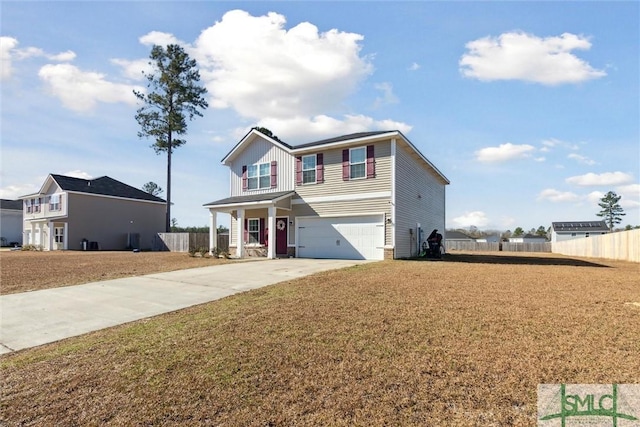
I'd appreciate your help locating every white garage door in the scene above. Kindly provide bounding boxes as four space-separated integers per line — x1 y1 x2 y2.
297 215 385 260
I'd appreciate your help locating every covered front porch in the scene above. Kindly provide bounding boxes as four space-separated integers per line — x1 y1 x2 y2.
24 219 68 250
203 191 295 259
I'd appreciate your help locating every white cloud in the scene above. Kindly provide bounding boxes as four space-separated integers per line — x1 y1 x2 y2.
451 211 490 228
373 82 399 108
0 36 19 80
38 63 144 112
460 31 606 85
586 190 605 205
1 37 77 81
475 142 535 163
537 189 580 203
192 10 377 133
565 171 634 187
0 183 39 199
139 31 182 47
111 58 152 80
48 50 76 62
63 170 93 179
257 114 411 143
408 62 420 71
567 153 596 165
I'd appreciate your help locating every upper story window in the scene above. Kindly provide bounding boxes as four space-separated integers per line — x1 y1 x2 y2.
50 194 61 211
349 147 366 179
302 155 316 184
248 163 270 190
243 161 277 191
296 154 323 185
342 145 375 181
33 197 41 213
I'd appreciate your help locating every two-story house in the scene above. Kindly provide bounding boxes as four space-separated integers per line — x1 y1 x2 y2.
20 174 166 250
203 129 449 260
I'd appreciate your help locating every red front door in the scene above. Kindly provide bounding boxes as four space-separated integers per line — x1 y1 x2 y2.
275 217 288 256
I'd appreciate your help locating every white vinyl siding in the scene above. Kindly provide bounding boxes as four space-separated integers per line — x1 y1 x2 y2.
394 141 446 258
295 141 391 199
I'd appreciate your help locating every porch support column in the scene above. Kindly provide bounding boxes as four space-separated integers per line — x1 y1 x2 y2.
48 220 54 251
63 222 68 250
236 208 245 258
267 205 276 259
209 210 217 256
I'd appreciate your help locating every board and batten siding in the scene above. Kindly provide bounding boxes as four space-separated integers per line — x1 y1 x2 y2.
292 140 393 247
394 140 446 258
228 137 295 196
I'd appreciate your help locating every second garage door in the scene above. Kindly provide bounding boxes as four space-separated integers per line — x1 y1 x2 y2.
297 215 385 260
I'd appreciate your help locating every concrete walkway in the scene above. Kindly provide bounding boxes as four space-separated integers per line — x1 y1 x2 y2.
0 258 371 355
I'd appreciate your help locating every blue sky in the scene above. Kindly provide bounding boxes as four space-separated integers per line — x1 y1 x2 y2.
2 1 638 230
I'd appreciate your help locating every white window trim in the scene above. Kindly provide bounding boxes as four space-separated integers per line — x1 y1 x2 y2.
349 147 366 180
302 154 317 184
54 226 64 243
247 163 271 190
247 218 261 245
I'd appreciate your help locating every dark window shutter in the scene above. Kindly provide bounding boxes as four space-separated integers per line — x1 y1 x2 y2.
270 161 277 188
316 153 324 183
342 149 349 180
260 218 266 245
366 145 375 178
242 165 248 191
244 218 248 242
295 156 302 185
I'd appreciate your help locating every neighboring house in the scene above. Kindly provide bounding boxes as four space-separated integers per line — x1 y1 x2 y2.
475 234 500 243
204 129 449 260
551 221 609 242
20 174 166 250
444 230 475 242
0 199 24 246
509 233 547 243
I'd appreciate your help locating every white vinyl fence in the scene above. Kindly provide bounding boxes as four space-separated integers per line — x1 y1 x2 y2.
552 229 639 263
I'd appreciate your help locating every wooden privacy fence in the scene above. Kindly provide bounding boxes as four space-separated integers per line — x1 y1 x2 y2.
445 241 551 253
153 233 229 252
552 229 639 263
445 242 500 252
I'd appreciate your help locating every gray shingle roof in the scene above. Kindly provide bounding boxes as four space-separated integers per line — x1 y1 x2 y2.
51 174 165 203
292 131 393 149
203 191 295 207
551 221 609 232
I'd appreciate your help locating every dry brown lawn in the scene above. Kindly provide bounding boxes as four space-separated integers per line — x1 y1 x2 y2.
1 252 639 426
0 250 229 295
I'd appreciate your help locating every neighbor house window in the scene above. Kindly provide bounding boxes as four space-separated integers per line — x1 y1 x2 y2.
349 147 366 179
33 198 41 213
50 194 61 211
247 163 270 190
25 199 32 213
247 219 260 244
54 226 64 244
302 155 316 184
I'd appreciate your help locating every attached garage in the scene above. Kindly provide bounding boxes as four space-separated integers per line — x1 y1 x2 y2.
296 215 385 260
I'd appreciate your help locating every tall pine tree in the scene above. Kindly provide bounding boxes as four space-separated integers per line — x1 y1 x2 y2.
596 191 625 231
134 44 208 231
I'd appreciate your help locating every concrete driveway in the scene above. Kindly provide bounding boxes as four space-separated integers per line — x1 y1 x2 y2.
0 258 372 355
